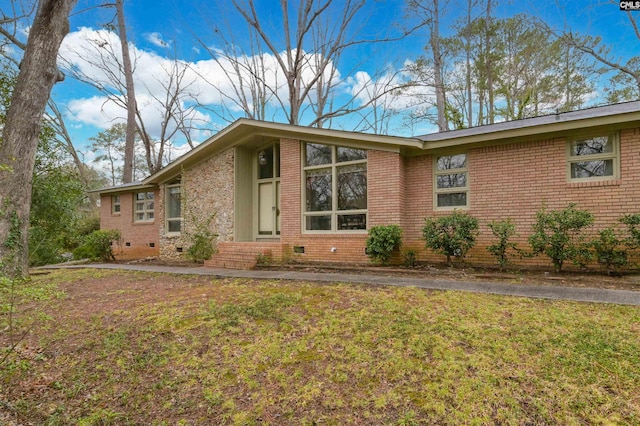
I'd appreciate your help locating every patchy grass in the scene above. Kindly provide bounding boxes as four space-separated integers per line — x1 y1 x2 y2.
1 269 639 425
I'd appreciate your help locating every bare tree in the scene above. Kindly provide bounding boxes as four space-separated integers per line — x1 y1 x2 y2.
59 28 204 177
0 1 35 53
0 0 76 278
203 0 418 130
115 0 136 183
538 1 639 103
406 0 449 131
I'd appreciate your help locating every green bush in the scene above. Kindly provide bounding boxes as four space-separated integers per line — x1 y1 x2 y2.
73 229 121 262
422 211 479 265
620 213 640 248
528 204 594 272
487 219 519 269
186 230 217 263
366 224 403 265
591 227 628 274
402 249 417 268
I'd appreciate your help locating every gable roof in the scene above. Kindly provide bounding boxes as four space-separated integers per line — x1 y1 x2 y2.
143 118 422 184
94 101 640 194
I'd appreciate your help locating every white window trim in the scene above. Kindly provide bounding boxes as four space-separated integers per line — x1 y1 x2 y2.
302 143 368 233
133 191 155 223
567 133 620 182
433 153 470 210
165 183 182 236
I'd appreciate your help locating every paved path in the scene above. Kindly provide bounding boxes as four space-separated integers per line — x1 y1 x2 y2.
41 263 640 306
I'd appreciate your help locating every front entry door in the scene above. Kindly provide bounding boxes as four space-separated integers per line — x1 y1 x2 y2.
256 144 280 238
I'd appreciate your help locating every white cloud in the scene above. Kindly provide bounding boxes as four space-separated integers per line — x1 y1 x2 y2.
144 32 170 48
57 27 421 144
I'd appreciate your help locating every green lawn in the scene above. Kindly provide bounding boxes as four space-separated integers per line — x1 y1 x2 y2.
1 269 639 425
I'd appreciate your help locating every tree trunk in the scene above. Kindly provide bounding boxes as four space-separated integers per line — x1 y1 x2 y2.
0 0 76 278
485 0 494 124
430 0 448 132
116 0 136 184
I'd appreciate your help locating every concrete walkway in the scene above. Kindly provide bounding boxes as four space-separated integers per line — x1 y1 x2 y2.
41 263 640 306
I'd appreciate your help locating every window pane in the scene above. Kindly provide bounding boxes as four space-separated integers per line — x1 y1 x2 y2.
571 160 614 178
306 169 332 211
305 143 332 166
168 186 181 218
147 213 154 220
437 192 467 207
168 219 181 233
572 136 612 156
338 164 367 210
338 214 366 230
136 202 145 211
306 215 331 231
136 193 144 200
337 147 367 162
437 173 467 189
136 213 145 221
437 154 466 171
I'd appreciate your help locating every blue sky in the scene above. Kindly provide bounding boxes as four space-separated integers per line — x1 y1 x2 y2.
35 0 638 164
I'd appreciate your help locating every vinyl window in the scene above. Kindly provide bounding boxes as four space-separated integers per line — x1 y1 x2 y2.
434 153 469 209
111 195 121 214
303 143 367 232
134 192 154 222
567 134 619 181
166 183 182 234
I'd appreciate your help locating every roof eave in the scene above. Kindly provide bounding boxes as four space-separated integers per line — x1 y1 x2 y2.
421 102 640 150
144 119 422 184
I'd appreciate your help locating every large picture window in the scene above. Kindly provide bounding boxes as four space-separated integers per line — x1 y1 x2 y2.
568 134 619 181
134 191 154 222
434 153 469 209
166 183 182 234
304 143 367 232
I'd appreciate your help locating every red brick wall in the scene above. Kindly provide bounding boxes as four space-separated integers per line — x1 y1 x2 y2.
279 141 407 263
403 127 640 268
100 191 160 259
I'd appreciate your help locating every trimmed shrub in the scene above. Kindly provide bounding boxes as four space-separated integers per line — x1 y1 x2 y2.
620 213 640 248
366 224 403 265
423 211 479 265
591 227 628 274
487 219 519 270
528 204 594 272
73 229 121 262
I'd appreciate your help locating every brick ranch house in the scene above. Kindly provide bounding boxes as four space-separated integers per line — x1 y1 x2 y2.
96 101 640 269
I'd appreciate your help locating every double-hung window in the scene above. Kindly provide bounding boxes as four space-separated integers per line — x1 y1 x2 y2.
434 153 469 209
303 143 367 232
134 192 154 222
111 195 121 214
567 134 619 181
166 183 182 234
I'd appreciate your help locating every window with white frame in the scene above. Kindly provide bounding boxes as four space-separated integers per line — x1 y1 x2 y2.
111 195 121 214
166 183 182 233
134 191 154 222
568 134 619 181
303 143 367 231
434 153 469 209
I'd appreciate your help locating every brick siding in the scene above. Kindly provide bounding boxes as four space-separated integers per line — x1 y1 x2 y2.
100 191 160 259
